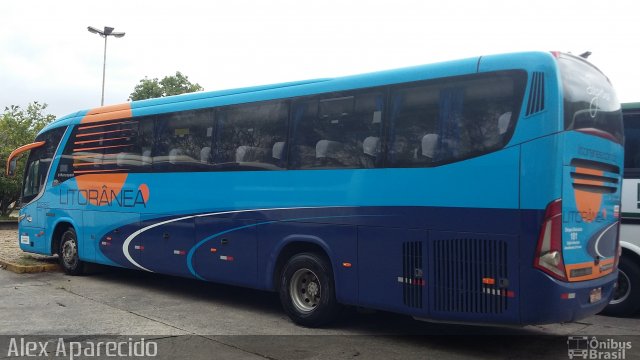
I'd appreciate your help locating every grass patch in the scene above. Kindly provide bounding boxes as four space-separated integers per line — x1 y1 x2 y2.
16 254 58 266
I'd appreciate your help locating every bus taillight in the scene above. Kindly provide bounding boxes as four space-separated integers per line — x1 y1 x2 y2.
534 199 567 281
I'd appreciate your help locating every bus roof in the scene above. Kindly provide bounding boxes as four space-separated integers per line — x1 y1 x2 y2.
39 51 559 135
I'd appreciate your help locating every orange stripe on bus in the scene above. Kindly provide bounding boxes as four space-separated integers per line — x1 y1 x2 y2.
74 169 128 175
75 129 132 138
573 179 605 186
574 167 603 177
72 154 102 159
77 120 136 131
73 144 129 152
73 162 118 167
80 103 133 124
74 137 129 146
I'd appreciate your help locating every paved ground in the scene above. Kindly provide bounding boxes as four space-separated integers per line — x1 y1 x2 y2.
1 265 640 359
1 229 640 359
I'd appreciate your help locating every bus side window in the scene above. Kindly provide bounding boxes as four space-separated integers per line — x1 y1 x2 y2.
387 71 525 167
213 101 287 170
290 91 384 170
388 85 439 167
152 110 214 172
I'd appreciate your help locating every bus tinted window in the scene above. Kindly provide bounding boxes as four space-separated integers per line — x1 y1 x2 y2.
55 119 143 181
387 71 526 167
153 110 213 172
213 101 288 170
22 127 65 203
559 55 623 142
623 112 640 178
290 91 384 169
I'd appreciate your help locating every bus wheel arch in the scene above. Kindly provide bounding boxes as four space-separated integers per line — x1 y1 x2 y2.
52 222 84 276
273 238 341 327
51 221 73 257
602 249 640 317
272 238 334 292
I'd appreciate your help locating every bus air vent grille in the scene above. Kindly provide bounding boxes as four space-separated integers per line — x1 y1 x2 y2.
433 238 508 314
570 158 620 194
526 72 545 116
402 241 424 309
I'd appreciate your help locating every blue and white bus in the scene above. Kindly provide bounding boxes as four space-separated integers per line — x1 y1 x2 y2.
6 51 623 327
603 102 640 316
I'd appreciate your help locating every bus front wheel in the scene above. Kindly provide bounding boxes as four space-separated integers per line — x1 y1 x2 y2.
59 228 84 276
279 252 340 327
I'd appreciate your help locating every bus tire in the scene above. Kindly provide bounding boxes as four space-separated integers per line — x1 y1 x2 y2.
602 255 640 317
59 228 84 276
279 252 340 327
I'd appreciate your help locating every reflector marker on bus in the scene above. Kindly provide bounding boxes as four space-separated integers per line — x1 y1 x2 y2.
173 250 186 255
481 287 515 298
220 255 234 261
134 245 144 250
210 248 217 253
397 277 425 286
561 293 576 299
482 277 496 285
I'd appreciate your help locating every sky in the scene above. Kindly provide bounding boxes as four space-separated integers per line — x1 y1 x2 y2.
1 0 638 119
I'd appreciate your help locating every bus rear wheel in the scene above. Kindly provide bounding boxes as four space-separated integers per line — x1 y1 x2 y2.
279 252 340 327
59 228 84 276
601 256 640 317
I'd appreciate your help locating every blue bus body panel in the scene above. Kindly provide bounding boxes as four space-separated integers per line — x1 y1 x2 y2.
20 51 623 325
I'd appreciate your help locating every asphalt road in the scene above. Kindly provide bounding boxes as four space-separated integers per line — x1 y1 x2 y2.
1 266 640 359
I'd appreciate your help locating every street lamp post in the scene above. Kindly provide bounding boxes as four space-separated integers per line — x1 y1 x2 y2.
87 26 125 106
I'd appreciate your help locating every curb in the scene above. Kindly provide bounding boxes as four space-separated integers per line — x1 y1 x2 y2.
0 258 60 274
0 221 18 230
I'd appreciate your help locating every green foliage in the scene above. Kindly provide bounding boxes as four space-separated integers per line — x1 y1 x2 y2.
0 102 55 216
129 71 204 101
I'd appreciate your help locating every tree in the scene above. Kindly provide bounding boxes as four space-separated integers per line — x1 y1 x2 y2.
129 71 204 101
0 102 55 217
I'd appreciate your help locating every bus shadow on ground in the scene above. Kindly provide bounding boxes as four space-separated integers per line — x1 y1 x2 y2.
85 264 546 336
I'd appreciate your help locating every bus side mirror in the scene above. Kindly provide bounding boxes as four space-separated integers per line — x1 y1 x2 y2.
7 158 17 176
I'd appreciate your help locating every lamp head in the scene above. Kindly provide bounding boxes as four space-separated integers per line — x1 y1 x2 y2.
87 26 102 35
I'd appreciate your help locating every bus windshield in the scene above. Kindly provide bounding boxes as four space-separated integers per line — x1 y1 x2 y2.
21 127 66 204
559 54 623 142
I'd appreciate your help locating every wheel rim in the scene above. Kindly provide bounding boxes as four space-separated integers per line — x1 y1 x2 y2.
289 268 321 313
610 269 631 305
62 234 78 269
